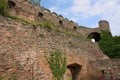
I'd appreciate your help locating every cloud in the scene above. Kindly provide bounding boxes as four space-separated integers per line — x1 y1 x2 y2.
70 0 120 35
41 0 120 35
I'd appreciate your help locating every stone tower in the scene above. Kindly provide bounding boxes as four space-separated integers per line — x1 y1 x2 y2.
99 20 110 32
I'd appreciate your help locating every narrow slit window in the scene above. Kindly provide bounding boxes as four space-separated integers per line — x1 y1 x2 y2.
59 20 63 25
38 12 43 17
8 0 16 8
73 26 77 30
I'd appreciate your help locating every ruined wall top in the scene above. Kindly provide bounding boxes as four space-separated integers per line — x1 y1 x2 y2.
7 0 110 37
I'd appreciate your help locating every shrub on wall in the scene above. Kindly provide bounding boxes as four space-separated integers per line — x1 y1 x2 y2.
46 50 67 80
0 0 7 16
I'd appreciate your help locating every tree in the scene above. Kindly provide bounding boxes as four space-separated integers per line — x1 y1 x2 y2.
46 50 66 80
98 30 120 59
28 0 41 6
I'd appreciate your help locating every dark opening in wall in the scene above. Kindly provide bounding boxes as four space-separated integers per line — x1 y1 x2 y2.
101 70 112 80
67 63 82 80
38 12 43 17
88 32 101 42
73 26 77 30
8 0 16 8
59 20 63 25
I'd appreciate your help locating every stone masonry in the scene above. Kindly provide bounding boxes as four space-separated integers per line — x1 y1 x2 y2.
0 0 120 80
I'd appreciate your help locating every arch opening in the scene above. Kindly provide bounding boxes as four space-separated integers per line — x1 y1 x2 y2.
38 12 43 17
73 26 77 30
67 63 82 80
59 20 63 25
8 0 16 8
88 32 101 42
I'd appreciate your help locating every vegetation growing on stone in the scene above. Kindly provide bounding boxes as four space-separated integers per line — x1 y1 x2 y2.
98 30 120 58
46 50 66 80
0 74 17 80
0 0 8 16
8 14 84 39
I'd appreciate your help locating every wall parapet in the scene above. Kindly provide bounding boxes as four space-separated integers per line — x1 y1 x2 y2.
7 0 110 37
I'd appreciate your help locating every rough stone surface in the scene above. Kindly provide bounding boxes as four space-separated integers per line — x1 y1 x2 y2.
0 0 119 80
88 59 120 80
0 15 108 79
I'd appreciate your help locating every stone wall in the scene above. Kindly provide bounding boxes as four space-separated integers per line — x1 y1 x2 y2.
0 15 109 79
7 0 110 37
88 59 120 80
0 0 117 80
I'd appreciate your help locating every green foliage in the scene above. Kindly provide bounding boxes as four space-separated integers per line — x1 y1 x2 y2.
67 78 72 80
46 50 67 80
43 21 52 29
7 15 84 39
0 0 8 16
39 32 44 37
0 74 17 80
98 30 120 58
8 15 42 26
28 0 41 6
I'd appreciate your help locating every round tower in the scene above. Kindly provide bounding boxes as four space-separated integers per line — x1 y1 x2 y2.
99 20 110 31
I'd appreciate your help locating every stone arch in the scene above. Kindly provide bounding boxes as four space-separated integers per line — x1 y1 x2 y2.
38 12 43 17
8 0 16 8
67 63 82 80
88 32 101 42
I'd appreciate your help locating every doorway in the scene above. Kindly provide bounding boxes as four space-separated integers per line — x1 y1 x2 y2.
67 63 82 80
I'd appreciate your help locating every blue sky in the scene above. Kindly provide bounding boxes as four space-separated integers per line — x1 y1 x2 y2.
40 0 120 36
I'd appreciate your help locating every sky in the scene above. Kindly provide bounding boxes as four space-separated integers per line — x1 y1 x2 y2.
40 0 120 36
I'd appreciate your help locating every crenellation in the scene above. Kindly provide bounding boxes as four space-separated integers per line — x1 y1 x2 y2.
34 5 41 10
42 8 51 14
22 1 33 7
64 18 69 22
7 0 110 36
51 12 58 17
58 15 64 19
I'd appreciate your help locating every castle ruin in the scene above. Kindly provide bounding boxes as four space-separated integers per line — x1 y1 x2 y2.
0 0 120 80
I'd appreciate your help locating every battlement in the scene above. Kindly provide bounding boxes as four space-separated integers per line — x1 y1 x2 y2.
7 0 110 38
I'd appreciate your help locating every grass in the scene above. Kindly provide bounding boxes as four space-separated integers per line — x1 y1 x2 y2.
0 0 9 16
39 32 44 38
7 15 85 39
0 0 85 39
0 74 17 80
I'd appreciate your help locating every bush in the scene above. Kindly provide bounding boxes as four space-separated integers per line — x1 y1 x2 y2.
46 50 66 80
98 30 120 58
0 0 8 16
